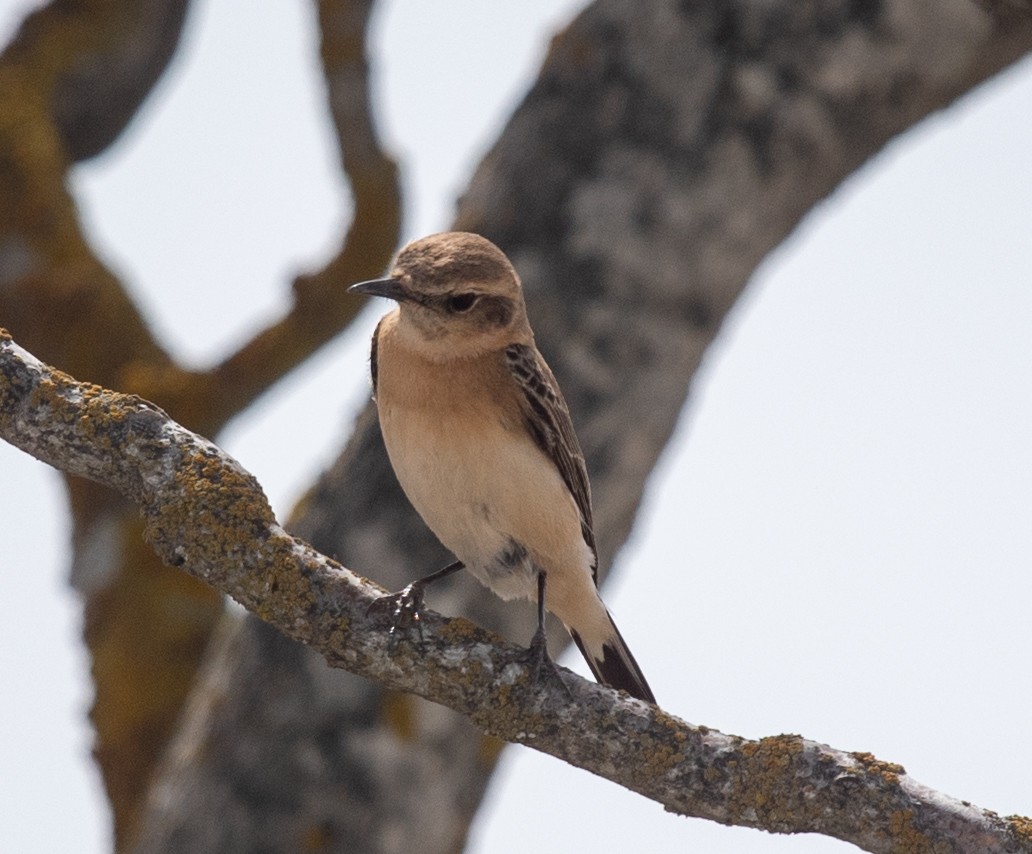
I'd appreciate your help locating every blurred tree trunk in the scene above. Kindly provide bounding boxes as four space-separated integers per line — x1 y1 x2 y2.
3 0 1030 851
124 1 1032 853
0 0 397 849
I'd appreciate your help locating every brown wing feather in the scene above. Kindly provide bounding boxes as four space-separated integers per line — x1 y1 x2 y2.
504 343 598 582
369 316 384 396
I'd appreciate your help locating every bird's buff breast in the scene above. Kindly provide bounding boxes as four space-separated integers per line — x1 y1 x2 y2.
375 348 582 602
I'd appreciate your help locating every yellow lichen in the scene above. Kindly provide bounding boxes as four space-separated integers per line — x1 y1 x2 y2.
851 751 906 785
1009 814 1032 842
382 691 417 742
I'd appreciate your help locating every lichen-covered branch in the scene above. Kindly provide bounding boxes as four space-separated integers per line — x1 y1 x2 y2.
3 331 1030 854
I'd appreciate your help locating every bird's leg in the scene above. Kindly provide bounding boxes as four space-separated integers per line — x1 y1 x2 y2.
525 572 572 698
368 560 464 646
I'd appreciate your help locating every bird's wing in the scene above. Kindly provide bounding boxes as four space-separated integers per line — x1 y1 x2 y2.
504 343 598 580
369 316 384 396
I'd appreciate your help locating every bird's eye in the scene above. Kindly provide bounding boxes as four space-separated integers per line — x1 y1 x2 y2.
447 292 479 313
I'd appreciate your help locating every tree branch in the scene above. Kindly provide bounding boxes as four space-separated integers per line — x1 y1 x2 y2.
3 331 1029 854
199 0 401 431
1 0 193 162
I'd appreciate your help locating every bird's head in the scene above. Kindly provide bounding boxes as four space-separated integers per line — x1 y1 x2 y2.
349 232 531 359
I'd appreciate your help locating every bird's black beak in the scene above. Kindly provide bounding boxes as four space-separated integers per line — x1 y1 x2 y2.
348 276 410 302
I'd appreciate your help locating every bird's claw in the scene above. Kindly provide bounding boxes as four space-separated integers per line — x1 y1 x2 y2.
367 582 428 647
525 627 572 700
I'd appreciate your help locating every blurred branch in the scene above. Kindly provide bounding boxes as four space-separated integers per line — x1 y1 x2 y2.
0 0 399 433
0 0 400 846
0 0 182 386
0 0 191 162
2 328 1030 854
200 0 400 431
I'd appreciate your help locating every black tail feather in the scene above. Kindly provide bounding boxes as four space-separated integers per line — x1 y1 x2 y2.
570 617 655 704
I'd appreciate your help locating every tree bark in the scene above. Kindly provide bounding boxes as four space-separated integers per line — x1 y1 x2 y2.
112 0 1032 852
4 0 1032 850
2 329 1031 854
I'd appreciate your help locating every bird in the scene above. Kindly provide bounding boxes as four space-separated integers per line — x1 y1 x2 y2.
349 231 655 704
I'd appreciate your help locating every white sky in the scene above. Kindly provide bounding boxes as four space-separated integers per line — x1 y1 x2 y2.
1 2 1030 852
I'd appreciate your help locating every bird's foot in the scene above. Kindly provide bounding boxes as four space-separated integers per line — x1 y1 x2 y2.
367 581 429 648
366 561 464 650
524 626 572 700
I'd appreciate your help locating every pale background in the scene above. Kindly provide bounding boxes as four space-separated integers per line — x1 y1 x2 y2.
1 1 1030 852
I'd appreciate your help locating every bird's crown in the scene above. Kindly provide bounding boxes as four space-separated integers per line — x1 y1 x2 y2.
391 232 520 299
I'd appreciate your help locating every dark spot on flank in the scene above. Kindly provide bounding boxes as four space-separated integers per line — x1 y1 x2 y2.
498 539 529 568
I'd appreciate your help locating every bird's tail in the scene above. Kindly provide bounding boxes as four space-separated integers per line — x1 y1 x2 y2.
569 609 655 704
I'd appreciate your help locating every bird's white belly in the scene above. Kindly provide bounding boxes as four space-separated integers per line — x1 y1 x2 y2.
379 400 585 603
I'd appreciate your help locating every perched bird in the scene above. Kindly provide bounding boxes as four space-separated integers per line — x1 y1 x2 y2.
349 232 655 703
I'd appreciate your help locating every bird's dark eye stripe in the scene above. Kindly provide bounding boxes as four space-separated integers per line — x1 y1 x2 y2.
446 292 479 312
